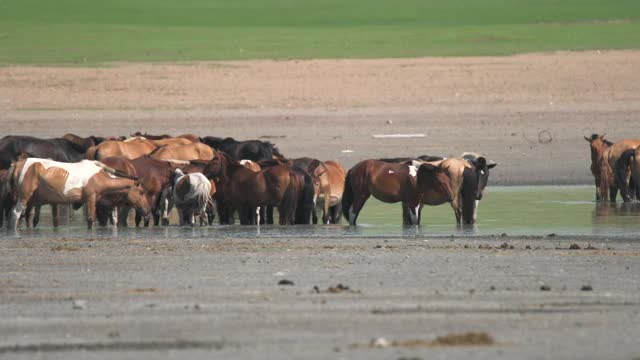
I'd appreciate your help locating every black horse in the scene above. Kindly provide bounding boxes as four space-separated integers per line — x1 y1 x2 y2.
0 134 103 170
201 136 285 162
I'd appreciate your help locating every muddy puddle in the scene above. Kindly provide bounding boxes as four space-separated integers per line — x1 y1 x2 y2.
2 186 640 239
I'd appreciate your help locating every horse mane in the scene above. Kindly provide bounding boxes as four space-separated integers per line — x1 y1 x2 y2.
258 159 285 168
268 143 287 160
131 132 171 140
146 145 167 157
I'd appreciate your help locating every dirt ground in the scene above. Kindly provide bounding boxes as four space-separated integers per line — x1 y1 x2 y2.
1 234 639 359
2 50 640 184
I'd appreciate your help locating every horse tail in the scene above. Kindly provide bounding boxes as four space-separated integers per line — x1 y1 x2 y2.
295 172 315 224
341 169 354 222
85 145 99 160
616 149 635 201
460 167 477 225
598 157 612 202
279 172 299 225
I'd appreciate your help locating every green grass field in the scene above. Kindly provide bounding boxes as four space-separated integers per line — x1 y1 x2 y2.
0 0 639 64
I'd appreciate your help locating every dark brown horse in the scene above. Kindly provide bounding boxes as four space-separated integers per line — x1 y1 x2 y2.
98 156 189 226
201 152 309 225
342 160 453 226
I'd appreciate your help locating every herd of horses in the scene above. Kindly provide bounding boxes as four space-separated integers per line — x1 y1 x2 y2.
0 132 498 231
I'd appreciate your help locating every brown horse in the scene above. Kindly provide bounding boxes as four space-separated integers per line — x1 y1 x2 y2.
341 160 453 226
98 156 188 226
202 152 310 225
291 157 345 224
584 134 617 201
86 139 157 160
8 158 151 230
150 138 192 147
151 143 215 161
131 132 201 143
608 139 640 202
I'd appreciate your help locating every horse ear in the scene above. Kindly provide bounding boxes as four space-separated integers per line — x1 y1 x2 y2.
584 136 592 142
476 156 487 169
600 134 606 140
487 161 497 169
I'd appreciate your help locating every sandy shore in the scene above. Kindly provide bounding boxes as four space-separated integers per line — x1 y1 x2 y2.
1 234 639 359
1 51 640 184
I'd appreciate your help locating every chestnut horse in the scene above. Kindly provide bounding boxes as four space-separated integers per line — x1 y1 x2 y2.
151 143 215 161
201 152 309 225
584 134 617 201
291 157 345 224
131 132 201 143
8 158 151 230
609 139 640 202
86 139 157 160
98 156 189 227
341 160 453 226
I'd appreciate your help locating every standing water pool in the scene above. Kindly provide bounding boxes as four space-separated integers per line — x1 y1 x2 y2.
3 186 640 239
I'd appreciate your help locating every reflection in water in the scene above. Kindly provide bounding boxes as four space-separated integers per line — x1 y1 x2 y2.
593 202 640 219
3 186 640 240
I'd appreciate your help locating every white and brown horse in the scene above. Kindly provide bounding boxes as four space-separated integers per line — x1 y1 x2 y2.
8 158 151 230
172 169 215 226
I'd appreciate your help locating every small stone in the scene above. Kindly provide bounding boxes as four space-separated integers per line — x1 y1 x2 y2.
370 337 391 348
72 300 87 310
489 285 496 291
580 285 593 291
569 244 581 250
278 279 294 286
540 285 551 291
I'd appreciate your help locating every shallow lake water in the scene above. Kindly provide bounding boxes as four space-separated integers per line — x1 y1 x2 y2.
3 186 640 239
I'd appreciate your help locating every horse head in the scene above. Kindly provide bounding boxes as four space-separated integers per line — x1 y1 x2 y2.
127 181 152 219
462 153 497 200
417 163 453 202
585 134 612 165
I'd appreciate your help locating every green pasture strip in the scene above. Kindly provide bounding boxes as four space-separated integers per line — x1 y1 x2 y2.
1 0 639 64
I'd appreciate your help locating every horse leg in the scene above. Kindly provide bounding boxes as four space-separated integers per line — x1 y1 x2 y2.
85 195 97 230
238 207 249 225
9 199 28 231
51 204 59 228
119 206 132 227
347 193 370 226
610 185 619 203
330 202 342 224
322 197 330 225
23 202 32 228
312 206 319 225
266 206 274 224
33 204 42 228
405 201 422 225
